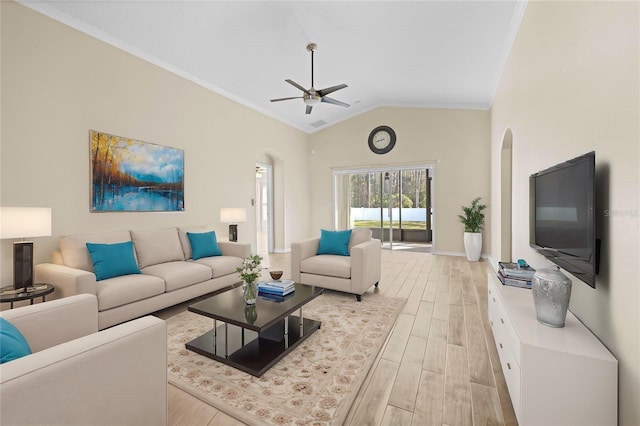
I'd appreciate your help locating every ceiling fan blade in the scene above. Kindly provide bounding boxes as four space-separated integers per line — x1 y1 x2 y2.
306 105 313 114
286 79 310 95
321 96 350 108
270 96 303 102
317 84 348 97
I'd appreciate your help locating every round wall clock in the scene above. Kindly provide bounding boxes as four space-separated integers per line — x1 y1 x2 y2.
368 126 396 154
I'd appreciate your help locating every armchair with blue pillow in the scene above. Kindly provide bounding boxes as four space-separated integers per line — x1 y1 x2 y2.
291 228 381 301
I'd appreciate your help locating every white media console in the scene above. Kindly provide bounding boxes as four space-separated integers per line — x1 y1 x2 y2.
487 273 617 425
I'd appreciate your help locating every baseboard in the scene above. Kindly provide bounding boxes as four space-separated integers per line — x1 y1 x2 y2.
432 250 466 257
432 250 491 262
273 247 291 254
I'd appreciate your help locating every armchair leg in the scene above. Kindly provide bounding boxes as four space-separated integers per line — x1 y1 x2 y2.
356 294 362 302
374 282 379 288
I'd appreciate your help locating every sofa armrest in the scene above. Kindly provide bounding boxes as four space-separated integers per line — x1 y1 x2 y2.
35 263 98 298
350 239 382 295
0 294 99 353
218 241 251 259
291 238 320 282
0 316 167 426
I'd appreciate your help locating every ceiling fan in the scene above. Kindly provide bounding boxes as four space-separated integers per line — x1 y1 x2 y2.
271 43 349 115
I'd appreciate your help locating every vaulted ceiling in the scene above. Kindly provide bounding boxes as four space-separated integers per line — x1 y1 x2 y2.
22 1 527 133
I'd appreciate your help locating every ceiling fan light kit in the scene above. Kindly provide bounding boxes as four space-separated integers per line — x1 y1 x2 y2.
303 94 321 106
271 43 349 115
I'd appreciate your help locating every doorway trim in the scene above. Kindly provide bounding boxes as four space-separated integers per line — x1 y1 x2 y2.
501 129 513 262
256 162 274 254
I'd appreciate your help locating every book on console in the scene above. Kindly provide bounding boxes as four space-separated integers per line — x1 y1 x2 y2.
498 261 535 279
496 271 532 289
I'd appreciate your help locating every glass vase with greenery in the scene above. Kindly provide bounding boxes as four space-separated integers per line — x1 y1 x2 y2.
236 254 262 304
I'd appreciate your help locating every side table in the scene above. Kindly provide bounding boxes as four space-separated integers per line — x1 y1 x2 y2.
0 284 55 309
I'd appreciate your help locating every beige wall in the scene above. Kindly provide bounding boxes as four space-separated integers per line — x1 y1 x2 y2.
308 106 491 254
491 2 639 424
0 2 310 283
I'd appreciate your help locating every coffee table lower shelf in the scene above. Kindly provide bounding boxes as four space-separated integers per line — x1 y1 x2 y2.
186 316 321 377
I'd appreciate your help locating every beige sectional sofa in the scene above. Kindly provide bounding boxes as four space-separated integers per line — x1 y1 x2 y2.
35 226 250 330
0 294 167 426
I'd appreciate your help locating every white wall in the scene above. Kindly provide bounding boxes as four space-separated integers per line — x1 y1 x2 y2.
0 2 310 283
308 106 491 254
491 2 639 424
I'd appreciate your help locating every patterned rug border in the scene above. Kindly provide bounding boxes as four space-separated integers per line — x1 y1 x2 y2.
166 291 406 426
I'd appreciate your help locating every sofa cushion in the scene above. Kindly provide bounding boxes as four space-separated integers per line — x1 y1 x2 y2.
317 229 352 256
349 228 372 252
60 231 132 272
178 226 213 260
195 256 244 278
141 261 212 292
187 231 222 260
96 274 165 311
131 228 184 269
86 241 141 281
0 318 32 363
301 255 352 279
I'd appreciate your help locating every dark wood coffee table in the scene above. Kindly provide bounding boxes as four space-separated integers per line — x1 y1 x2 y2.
186 282 323 377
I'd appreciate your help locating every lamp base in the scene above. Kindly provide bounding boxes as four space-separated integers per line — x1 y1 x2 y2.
229 224 238 242
13 241 34 291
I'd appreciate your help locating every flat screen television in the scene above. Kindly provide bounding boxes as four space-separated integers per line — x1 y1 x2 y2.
529 151 599 288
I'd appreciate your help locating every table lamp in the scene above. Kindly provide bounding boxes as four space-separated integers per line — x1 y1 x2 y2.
220 208 246 242
1 207 52 290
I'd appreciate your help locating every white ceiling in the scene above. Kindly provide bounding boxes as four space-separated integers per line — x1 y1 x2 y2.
21 1 527 133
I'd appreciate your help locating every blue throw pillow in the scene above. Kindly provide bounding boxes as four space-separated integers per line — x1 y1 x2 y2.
187 231 222 260
0 317 32 364
86 241 141 281
317 229 353 256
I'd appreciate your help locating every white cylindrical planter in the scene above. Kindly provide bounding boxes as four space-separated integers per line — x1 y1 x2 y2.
463 232 482 261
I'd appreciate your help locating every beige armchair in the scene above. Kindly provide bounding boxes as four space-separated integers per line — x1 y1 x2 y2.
291 228 381 301
0 294 167 426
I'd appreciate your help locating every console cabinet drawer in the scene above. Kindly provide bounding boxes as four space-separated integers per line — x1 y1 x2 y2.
488 284 521 364
488 290 522 419
487 273 617 426
495 331 521 421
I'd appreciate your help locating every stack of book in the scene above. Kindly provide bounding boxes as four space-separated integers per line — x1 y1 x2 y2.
258 279 295 300
497 261 535 289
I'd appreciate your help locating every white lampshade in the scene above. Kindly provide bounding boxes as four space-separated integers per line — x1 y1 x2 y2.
220 207 247 224
0 207 52 239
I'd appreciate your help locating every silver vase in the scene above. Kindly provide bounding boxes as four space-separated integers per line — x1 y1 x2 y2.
532 267 572 327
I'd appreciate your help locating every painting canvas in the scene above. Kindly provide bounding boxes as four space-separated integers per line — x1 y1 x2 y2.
90 130 184 212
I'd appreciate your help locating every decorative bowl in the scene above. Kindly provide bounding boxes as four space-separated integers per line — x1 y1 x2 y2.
269 270 283 281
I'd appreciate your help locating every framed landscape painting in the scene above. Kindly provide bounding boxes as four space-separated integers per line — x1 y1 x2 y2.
90 130 184 212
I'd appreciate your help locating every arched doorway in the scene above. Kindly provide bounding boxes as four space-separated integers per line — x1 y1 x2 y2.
501 129 513 262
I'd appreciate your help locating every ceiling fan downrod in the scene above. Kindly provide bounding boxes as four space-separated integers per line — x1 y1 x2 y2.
307 43 317 88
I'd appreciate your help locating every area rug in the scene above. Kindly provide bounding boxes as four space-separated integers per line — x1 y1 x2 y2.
166 291 406 425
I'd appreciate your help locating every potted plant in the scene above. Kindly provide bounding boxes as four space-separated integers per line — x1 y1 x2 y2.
457 197 487 261
236 254 262 304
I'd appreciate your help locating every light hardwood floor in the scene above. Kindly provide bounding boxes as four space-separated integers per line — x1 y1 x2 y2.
160 250 518 426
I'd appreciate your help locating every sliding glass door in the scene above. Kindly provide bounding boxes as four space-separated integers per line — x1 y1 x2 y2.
337 166 432 247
